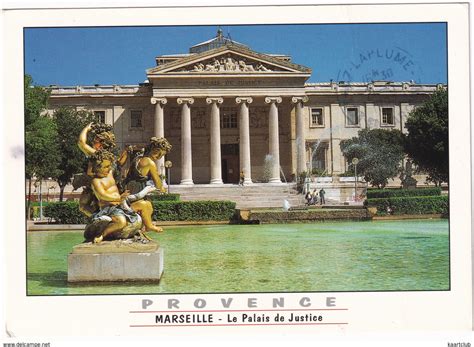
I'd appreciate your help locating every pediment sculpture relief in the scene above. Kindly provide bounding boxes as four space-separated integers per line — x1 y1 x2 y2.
182 55 274 73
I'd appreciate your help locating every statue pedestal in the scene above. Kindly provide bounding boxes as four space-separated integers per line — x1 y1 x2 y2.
67 240 163 282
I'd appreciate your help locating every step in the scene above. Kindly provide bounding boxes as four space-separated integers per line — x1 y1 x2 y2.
166 183 310 209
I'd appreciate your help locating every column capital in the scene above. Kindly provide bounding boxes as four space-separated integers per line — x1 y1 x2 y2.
235 97 253 105
206 97 224 105
151 97 167 105
265 96 282 104
291 96 309 104
177 97 195 105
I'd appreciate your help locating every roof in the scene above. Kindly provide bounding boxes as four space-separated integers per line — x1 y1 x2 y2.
147 44 312 75
189 28 249 54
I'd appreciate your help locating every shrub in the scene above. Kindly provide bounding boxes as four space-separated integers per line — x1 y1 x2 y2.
28 201 50 218
365 195 448 216
152 201 236 221
44 200 236 223
338 171 355 177
44 201 88 224
30 201 51 207
311 168 327 176
366 187 442 199
149 193 181 201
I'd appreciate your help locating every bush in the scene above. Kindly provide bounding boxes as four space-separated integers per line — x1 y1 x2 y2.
28 201 50 218
365 195 448 216
30 201 51 207
44 201 88 224
338 171 355 177
366 187 442 199
311 168 327 176
44 200 236 223
149 193 181 201
152 201 236 221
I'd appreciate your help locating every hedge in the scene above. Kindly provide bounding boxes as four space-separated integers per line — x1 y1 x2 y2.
29 201 51 207
28 201 51 218
366 187 442 199
44 200 236 223
44 201 88 224
365 195 448 216
152 201 236 221
149 193 180 201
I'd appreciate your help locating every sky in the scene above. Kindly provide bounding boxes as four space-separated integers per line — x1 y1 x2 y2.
24 23 447 86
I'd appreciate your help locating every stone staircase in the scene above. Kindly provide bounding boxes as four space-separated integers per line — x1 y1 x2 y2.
168 183 304 209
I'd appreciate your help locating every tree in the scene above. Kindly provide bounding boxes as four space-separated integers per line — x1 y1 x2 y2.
25 117 62 179
52 107 95 201
25 75 59 218
25 74 55 180
340 128 405 188
25 116 62 218
404 89 448 185
24 74 50 127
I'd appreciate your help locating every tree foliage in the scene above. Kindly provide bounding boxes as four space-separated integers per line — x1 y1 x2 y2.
24 74 97 202
52 107 96 200
25 75 60 180
340 128 405 188
24 74 50 127
25 116 62 180
404 89 448 184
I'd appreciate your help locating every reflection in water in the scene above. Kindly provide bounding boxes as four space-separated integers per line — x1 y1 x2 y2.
27 220 449 295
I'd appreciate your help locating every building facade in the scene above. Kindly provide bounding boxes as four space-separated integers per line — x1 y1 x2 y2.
48 30 441 185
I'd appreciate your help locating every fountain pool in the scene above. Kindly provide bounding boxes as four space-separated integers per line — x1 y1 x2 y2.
27 219 449 295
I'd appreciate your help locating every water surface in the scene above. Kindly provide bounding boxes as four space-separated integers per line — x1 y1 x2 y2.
27 219 449 295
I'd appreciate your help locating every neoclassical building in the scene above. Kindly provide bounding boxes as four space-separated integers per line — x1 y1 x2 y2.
48 29 441 185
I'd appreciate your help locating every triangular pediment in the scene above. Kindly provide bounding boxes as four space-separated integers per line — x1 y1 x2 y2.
147 45 311 75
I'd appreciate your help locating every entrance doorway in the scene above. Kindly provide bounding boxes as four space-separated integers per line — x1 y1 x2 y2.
221 144 239 183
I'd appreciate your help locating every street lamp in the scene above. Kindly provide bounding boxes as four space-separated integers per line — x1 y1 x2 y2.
352 158 359 202
164 160 173 194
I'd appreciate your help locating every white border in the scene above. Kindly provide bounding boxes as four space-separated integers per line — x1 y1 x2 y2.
2 2 472 338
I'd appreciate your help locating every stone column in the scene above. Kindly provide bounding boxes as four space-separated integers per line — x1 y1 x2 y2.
177 97 194 185
292 96 309 174
265 96 282 183
206 97 224 184
151 97 167 175
236 97 253 184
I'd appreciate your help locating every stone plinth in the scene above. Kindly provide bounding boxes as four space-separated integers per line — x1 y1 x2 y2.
68 240 163 282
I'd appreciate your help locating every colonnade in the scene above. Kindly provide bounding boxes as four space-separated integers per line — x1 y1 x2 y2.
150 96 308 185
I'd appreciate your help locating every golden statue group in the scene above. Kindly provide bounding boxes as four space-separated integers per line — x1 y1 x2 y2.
76 122 172 244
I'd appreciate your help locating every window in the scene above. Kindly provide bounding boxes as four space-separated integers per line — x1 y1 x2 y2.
130 110 143 128
381 107 394 126
346 107 359 126
94 111 106 123
310 108 324 127
311 143 327 172
221 107 237 128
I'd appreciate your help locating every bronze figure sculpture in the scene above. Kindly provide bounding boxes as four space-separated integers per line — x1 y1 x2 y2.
76 123 172 243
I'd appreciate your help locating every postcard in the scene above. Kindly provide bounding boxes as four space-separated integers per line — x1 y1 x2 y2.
2 1 472 341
